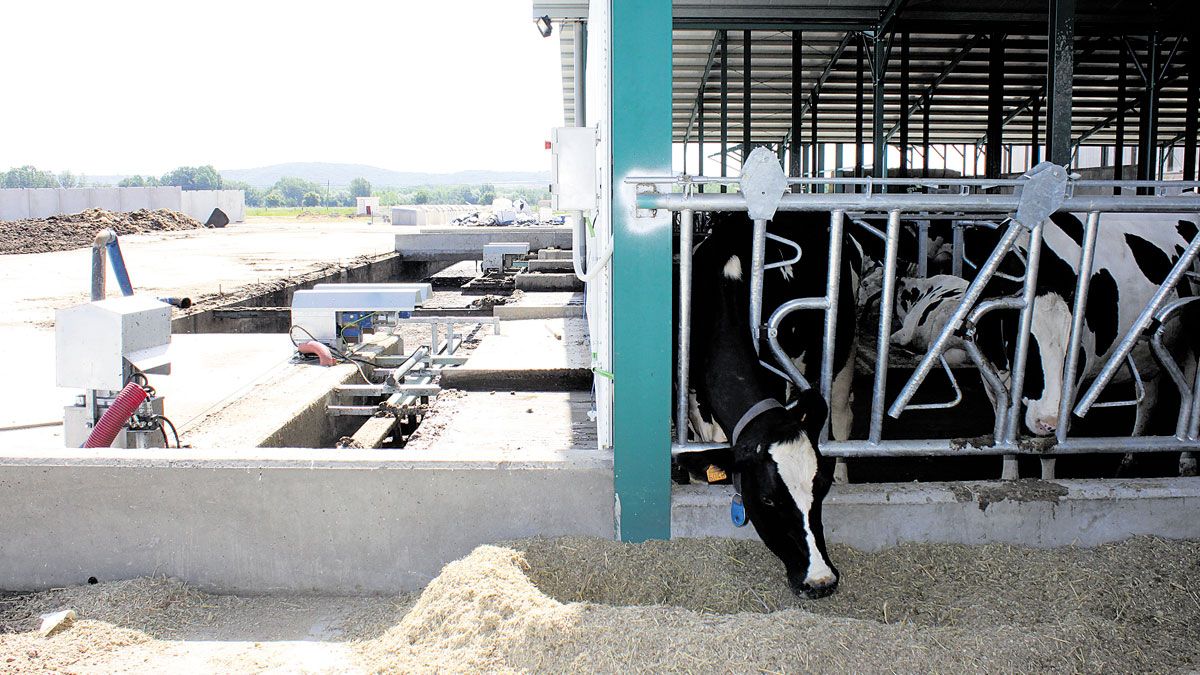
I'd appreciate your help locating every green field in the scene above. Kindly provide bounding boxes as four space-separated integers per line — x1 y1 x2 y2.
245 206 358 218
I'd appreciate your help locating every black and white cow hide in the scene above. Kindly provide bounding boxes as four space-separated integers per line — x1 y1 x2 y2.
688 219 840 598
687 210 863 444
889 212 1200 439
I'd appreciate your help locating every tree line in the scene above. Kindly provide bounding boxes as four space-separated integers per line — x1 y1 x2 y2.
2 164 549 209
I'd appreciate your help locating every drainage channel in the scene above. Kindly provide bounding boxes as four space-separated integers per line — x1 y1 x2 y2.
169 255 511 450
171 253 454 334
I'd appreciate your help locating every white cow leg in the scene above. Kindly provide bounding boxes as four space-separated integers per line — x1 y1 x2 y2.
1181 357 1198 477
830 348 856 485
1118 377 1159 477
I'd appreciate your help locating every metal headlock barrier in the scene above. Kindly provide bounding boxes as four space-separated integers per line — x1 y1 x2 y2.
633 149 1200 480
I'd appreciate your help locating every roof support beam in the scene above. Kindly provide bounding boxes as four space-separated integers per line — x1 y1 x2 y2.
790 30 803 180
1135 33 1162 185
876 0 911 37
743 30 752 162
796 32 854 122
855 36 866 179
871 35 890 176
986 33 1006 178
1031 93 1042 165
1046 0 1076 165
885 35 983 143
720 30 729 189
899 32 911 172
1114 47 1127 192
681 32 721 145
1185 31 1198 182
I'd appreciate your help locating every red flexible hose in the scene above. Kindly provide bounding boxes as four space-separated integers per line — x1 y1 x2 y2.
298 340 336 366
83 382 148 448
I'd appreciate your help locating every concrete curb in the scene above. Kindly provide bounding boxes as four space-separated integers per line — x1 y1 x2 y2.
672 478 1200 550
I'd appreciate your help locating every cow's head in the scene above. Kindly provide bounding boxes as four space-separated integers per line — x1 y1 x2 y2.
1019 292 1084 437
734 389 839 598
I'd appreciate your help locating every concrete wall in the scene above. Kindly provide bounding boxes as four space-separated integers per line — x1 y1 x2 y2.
0 187 244 223
394 226 573 261
0 449 614 593
391 205 479 226
181 189 246 223
673 480 1200 550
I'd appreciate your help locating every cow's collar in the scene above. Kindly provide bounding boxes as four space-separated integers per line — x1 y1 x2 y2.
731 398 783 446
729 398 782 529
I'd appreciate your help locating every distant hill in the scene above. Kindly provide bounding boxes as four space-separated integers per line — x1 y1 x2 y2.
219 163 550 189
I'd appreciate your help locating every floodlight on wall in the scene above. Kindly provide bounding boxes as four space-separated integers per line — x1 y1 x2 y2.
536 15 553 38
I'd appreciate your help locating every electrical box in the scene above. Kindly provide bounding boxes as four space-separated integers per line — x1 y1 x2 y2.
291 284 430 347
56 295 172 391
550 126 598 211
482 243 531 272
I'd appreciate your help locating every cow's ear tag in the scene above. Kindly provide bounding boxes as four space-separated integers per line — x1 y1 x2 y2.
730 494 748 527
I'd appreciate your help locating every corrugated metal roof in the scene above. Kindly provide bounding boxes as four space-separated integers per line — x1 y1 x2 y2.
534 1 1195 149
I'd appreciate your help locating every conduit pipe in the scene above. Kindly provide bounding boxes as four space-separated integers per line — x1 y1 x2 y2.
90 229 135 300
82 382 147 448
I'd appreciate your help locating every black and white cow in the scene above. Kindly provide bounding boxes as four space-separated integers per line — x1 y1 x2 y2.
890 212 1199 439
687 210 864 443
688 214 840 598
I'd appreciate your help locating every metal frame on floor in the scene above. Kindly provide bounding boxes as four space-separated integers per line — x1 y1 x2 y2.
634 153 1200 482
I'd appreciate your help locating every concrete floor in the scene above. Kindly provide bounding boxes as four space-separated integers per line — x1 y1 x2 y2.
0 219 396 447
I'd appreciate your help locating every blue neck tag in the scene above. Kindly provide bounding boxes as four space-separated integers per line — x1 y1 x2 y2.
730 494 748 527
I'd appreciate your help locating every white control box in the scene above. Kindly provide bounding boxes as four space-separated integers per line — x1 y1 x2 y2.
550 126 598 211
55 295 172 391
483 242 530 272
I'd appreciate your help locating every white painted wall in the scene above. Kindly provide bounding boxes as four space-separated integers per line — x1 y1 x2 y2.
0 187 244 223
181 189 246 223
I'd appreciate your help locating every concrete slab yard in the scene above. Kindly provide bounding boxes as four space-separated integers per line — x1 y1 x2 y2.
438 318 592 391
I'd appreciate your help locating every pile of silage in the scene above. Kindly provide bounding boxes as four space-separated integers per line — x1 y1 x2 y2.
359 536 1200 673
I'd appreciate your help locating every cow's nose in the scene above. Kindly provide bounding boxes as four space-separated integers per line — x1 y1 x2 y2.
1034 416 1058 435
803 576 839 599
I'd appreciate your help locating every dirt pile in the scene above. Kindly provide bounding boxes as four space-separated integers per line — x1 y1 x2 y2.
0 208 206 255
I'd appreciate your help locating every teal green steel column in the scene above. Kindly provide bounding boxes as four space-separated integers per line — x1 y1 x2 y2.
611 0 673 541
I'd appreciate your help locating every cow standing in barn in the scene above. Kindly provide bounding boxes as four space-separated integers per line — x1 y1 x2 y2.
686 210 864 445
685 213 842 598
890 212 1199 460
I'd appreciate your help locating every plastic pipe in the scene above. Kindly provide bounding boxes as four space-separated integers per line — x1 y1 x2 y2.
105 239 134 296
298 340 336 366
90 230 115 301
83 382 148 448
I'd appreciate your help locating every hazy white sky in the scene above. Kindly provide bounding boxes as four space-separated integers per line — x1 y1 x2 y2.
1 0 564 176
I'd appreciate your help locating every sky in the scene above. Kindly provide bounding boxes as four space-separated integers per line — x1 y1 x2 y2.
0 0 564 176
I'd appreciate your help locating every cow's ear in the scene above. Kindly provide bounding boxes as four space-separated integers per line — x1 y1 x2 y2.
792 388 828 435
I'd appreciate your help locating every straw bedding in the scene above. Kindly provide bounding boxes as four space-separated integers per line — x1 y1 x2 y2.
2 536 1197 673
359 536 1200 673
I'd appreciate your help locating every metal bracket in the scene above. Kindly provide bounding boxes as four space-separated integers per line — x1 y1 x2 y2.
740 147 788 221
1013 162 1068 229
635 183 658 218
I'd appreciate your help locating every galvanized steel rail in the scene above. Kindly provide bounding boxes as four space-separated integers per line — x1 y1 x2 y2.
643 151 1200 479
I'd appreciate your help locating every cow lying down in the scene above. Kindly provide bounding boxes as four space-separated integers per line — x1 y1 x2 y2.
891 212 1199 439
684 214 841 598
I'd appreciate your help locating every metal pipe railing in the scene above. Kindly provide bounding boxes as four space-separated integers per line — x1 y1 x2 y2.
1055 211 1102 444
662 162 1200 472
638 192 1200 214
1149 297 1200 439
869 210 902 444
748 218 769 351
889 221 1025 417
627 175 1200 191
818 209 845 443
676 209 694 446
